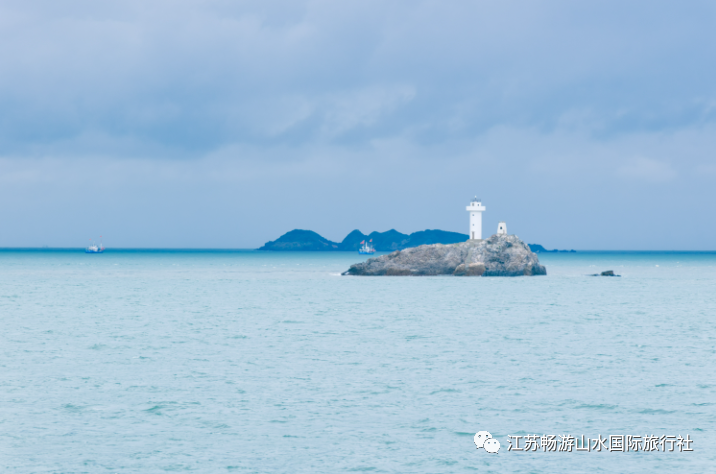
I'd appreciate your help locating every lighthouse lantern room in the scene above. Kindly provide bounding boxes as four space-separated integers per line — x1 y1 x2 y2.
466 197 486 240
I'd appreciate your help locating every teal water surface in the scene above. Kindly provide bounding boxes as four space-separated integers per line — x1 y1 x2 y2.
1 250 715 473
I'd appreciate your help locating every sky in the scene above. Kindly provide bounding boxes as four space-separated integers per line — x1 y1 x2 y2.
0 0 715 250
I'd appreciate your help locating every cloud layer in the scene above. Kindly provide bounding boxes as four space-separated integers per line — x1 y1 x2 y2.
1 0 715 248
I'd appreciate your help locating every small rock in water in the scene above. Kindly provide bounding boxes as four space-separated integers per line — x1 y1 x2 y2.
590 270 620 277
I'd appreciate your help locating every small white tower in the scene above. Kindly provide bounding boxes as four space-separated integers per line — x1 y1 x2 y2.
466 196 486 240
497 222 507 235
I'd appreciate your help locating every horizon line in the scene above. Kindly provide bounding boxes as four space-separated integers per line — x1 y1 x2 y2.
1 247 716 253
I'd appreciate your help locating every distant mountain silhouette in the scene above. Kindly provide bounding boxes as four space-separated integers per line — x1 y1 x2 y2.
360 229 410 252
259 229 471 251
259 229 572 253
338 229 373 251
528 244 576 253
405 229 469 247
257 229 339 251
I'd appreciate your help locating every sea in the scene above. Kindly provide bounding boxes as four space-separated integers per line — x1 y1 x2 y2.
1 249 715 473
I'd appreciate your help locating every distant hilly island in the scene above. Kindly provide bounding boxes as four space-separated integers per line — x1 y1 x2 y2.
258 229 575 253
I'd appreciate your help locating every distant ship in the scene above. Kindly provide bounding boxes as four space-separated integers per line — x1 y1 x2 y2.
358 239 375 254
85 237 105 254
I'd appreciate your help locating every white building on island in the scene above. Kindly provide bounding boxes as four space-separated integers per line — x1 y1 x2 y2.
466 197 486 240
497 221 507 235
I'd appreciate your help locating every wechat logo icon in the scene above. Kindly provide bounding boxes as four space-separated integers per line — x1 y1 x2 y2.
474 431 500 454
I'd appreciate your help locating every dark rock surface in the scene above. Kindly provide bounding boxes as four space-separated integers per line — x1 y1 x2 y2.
343 234 546 277
591 270 620 277
453 262 486 276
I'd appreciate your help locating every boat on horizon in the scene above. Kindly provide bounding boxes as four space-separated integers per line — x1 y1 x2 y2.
358 239 375 255
85 237 105 254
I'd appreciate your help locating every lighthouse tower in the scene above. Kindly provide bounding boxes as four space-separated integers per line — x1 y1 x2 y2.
466 197 486 240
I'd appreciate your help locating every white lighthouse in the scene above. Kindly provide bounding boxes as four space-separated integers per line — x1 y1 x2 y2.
466 197 486 240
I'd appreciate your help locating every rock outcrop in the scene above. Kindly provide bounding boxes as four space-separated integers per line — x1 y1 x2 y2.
591 270 620 277
454 262 486 276
342 234 546 277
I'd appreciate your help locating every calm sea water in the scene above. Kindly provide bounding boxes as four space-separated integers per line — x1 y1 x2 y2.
1 249 715 473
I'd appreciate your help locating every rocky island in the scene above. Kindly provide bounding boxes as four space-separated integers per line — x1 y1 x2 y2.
343 234 546 277
591 270 620 277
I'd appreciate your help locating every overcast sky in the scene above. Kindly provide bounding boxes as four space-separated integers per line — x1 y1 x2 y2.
1 0 715 249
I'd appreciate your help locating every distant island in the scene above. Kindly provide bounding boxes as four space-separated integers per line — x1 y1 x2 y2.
259 229 469 251
527 244 576 253
258 229 573 252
